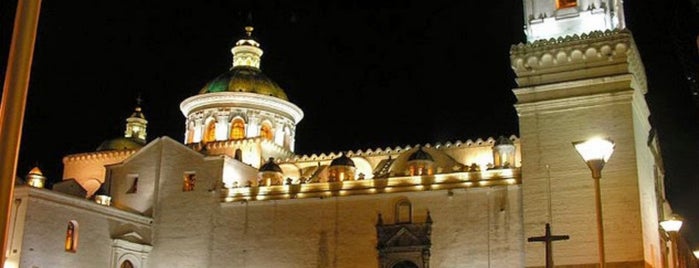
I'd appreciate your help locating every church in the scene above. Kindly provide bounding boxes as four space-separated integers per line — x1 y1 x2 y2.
4 0 686 267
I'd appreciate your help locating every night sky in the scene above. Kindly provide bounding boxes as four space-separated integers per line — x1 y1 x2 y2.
2 0 698 247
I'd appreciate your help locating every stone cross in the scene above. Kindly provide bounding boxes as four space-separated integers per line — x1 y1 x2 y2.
527 223 569 268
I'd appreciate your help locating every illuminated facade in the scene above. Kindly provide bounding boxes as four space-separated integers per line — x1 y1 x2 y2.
5 0 682 267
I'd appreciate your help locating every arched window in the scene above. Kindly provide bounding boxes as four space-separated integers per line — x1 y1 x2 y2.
234 149 243 161
204 119 216 142
120 260 134 268
260 122 273 140
230 118 246 140
65 220 79 252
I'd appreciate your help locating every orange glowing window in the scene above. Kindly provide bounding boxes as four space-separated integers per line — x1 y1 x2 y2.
183 173 196 192
260 122 273 140
65 220 78 252
230 118 245 140
204 120 216 142
556 0 577 9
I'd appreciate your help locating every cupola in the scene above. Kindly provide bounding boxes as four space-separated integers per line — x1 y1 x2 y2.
328 154 356 182
180 25 304 157
25 166 46 188
97 99 148 151
406 146 434 176
258 157 284 186
491 136 516 169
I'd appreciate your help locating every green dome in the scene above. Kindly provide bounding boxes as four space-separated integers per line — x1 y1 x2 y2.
199 66 288 100
96 137 146 152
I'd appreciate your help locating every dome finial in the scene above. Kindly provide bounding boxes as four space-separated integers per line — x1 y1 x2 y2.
244 26 254 37
135 93 143 112
136 92 143 106
244 12 254 37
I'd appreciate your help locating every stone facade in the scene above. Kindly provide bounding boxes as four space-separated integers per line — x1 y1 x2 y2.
6 1 686 267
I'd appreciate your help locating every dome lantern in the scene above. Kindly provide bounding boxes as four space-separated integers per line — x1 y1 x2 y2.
231 26 263 69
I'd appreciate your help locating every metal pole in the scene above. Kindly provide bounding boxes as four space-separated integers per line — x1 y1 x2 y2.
0 0 42 265
670 232 679 268
593 177 606 268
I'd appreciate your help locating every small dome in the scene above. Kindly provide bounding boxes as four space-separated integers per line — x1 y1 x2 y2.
198 66 288 100
494 136 513 146
408 146 434 162
259 157 282 172
330 154 355 167
96 137 146 152
28 166 43 176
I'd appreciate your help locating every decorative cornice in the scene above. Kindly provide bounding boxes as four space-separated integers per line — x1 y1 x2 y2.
284 136 519 162
63 150 136 163
511 29 632 72
180 92 304 124
515 88 634 115
220 168 520 203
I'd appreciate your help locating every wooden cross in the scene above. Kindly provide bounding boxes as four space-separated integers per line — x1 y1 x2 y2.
527 223 569 268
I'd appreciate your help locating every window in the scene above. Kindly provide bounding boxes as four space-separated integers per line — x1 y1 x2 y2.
234 149 243 161
204 119 216 142
396 200 412 223
556 0 576 9
127 176 138 194
260 122 273 140
65 220 79 252
183 173 196 192
230 118 246 140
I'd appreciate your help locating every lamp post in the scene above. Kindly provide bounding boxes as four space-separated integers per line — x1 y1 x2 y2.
573 137 615 268
660 215 683 268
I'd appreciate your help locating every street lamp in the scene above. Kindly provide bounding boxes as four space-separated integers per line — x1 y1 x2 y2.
573 137 615 268
660 214 683 268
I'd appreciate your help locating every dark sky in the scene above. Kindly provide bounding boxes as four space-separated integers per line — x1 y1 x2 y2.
2 0 699 247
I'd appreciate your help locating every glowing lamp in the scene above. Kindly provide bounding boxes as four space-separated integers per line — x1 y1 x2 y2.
693 250 699 259
660 215 683 233
573 137 615 178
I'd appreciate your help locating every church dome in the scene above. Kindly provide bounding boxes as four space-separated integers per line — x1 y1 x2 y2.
198 66 288 100
96 137 145 151
330 154 355 167
259 157 283 172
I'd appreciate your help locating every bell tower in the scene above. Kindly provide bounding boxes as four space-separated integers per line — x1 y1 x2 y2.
523 0 625 42
513 0 664 267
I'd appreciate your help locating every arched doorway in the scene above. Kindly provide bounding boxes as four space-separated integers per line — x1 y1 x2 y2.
392 260 418 268
120 260 134 268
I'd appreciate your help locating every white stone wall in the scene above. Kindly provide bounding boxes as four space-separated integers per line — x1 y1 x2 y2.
11 187 151 268
144 138 227 268
146 184 522 267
